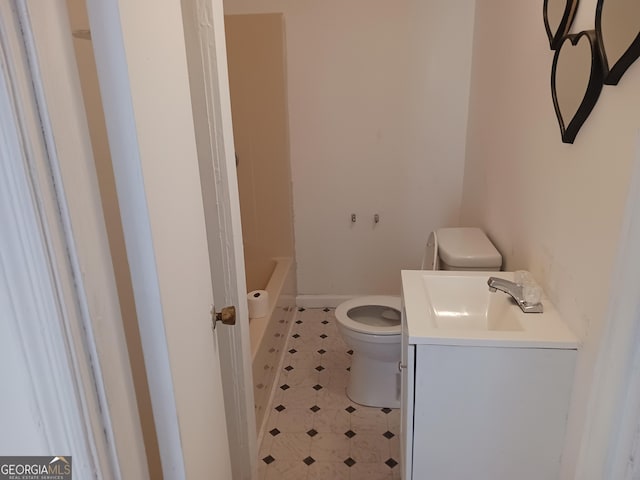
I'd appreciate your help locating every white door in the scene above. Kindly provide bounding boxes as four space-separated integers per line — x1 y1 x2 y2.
180 1 258 478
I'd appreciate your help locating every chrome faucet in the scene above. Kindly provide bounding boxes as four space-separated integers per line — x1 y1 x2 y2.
487 277 543 313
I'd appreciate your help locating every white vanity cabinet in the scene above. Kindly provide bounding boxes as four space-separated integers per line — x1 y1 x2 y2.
400 270 578 480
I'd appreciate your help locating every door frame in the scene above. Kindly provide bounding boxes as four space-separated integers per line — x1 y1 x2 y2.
575 133 640 480
2 1 149 477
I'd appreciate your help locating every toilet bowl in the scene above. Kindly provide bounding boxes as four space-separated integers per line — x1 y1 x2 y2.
335 296 402 408
335 227 502 409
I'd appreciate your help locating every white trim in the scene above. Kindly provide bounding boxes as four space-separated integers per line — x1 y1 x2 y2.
615 339 640 479
0 5 103 476
296 295 357 309
626 398 640 479
575 131 640 480
20 2 148 477
5 1 150 478
0 104 99 479
603 133 640 480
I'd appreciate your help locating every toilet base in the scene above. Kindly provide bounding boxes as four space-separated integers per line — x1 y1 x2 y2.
346 352 400 409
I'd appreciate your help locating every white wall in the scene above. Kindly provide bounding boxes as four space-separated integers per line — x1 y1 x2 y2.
223 0 476 296
461 0 640 477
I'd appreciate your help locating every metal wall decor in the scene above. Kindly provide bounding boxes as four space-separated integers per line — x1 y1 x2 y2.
545 0 640 143
544 0 580 49
551 31 604 144
595 0 640 85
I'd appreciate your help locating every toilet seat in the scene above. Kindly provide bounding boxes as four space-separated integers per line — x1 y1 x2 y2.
335 296 401 336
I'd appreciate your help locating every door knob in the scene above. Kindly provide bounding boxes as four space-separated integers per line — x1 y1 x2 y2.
211 305 236 330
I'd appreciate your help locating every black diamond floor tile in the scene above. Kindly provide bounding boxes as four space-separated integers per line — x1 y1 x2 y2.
262 308 396 474
323 307 330 312
298 307 306 312
381 407 392 414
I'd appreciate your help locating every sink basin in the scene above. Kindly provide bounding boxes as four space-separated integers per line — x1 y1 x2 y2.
423 275 523 331
401 270 579 348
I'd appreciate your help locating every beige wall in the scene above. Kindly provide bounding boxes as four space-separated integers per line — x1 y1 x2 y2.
225 14 296 293
65 1 162 477
461 0 640 476
223 0 476 296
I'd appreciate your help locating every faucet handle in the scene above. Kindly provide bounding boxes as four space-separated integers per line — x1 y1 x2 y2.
523 283 542 305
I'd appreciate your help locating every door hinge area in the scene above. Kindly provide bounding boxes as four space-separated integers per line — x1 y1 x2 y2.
211 305 236 330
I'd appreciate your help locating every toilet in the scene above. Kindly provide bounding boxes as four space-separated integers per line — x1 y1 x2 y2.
334 227 502 408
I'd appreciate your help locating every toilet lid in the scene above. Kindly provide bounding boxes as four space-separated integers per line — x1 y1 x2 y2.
436 227 502 268
335 296 402 335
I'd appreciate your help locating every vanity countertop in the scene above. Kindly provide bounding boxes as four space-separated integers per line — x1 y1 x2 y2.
401 270 579 349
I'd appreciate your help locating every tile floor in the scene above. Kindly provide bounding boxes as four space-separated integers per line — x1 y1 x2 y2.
258 307 401 480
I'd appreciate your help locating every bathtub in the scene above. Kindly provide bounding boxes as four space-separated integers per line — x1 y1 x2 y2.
249 257 296 435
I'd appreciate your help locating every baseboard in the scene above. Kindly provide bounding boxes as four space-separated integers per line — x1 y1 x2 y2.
296 295 356 309
276 293 296 308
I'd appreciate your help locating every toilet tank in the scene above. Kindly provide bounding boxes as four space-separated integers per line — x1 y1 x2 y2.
436 227 502 271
